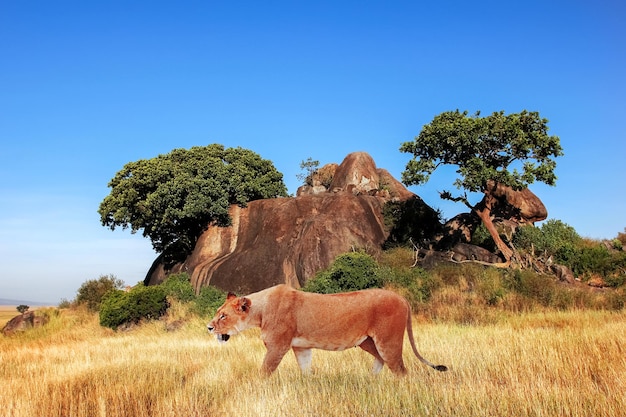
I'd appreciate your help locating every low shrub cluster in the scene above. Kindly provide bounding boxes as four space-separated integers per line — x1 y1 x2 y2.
514 220 626 287
301 246 625 323
97 273 226 330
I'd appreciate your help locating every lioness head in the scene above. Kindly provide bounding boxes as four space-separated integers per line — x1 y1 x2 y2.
207 293 251 343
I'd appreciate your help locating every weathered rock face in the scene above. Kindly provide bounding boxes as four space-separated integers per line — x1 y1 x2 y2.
146 152 427 293
485 180 548 224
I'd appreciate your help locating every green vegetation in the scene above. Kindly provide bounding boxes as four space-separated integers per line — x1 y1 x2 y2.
513 220 626 288
75 274 125 311
99 285 169 330
400 110 563 261
92 272 225 330
302 251 382 293
302 241 624 324
98 144 288 265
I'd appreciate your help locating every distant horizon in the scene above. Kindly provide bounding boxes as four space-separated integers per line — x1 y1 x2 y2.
0 298 56 307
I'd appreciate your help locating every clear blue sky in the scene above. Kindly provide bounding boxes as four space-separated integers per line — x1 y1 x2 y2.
1 1 624 303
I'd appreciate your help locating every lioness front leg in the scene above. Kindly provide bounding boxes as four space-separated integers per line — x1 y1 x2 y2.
261 344 291 376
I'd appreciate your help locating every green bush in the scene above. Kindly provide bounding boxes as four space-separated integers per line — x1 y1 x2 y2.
99 285 169 330
193 285 227 317
76 274 125 312
513 220 581 264
303 252 382 294
161 272 196 302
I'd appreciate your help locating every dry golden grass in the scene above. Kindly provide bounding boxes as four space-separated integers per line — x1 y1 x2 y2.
1 307 625 417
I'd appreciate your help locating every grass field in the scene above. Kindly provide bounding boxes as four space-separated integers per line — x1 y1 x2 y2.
1 306 625 417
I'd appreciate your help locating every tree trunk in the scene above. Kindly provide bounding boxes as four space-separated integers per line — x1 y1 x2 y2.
474 192 514 262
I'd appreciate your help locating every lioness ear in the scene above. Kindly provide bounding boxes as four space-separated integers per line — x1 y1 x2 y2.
227 292 237 300
238 297 251 313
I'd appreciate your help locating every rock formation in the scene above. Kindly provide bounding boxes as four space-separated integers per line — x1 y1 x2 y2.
145 151 555 293
2 311 49 336
146 152 436 293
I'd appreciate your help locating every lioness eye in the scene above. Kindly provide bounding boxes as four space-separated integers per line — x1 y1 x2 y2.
219 314 226 320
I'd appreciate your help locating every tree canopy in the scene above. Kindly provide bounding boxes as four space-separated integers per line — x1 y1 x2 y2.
400 110 563 262
99 144 288 261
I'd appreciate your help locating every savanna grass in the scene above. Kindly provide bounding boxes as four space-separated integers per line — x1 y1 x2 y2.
1 307 625 416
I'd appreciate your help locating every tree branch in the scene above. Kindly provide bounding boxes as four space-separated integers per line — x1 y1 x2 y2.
439 191 474 210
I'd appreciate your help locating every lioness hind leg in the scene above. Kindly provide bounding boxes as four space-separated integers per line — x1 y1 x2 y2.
292 347 312 373
358 337 385 374
374 338 407 376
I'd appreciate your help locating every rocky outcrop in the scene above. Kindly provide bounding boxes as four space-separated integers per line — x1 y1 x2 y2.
2 311 49 336
146 152 434 293
296 152 413 201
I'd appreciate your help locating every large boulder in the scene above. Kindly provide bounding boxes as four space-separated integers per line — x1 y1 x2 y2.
145 152 432 293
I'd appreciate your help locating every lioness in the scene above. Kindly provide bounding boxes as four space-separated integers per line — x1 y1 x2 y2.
207 284 447 375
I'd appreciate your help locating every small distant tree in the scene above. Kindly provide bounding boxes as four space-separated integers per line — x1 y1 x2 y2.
75 274 125 312
296 157 320 185
401 110 563 263
16 304 29 314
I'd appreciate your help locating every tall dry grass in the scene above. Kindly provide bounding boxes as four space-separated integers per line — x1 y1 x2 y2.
1 307 625 417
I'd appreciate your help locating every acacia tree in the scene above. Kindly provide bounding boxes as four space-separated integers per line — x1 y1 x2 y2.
99 144 288 264
400 110 563 263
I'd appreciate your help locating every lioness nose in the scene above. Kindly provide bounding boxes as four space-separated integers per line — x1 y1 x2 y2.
207 324 214 332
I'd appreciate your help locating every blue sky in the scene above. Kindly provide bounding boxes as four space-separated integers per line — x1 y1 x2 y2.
1 1 624 303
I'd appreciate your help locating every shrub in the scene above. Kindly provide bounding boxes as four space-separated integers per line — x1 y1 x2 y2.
76 274 125 312
161 273 196 302
303 252 382 294
570 245 612 277
513 220 581 264
99 285 168 330
193 286 227 317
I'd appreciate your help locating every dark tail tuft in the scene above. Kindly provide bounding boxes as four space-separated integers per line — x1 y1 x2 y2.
434 365 448 372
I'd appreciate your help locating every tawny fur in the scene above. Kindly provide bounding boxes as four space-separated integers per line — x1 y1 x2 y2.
207 284 447 375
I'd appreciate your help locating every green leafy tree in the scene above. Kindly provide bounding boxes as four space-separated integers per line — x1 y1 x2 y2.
99 144 288 264
401 110 563 263
75 274 125 312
